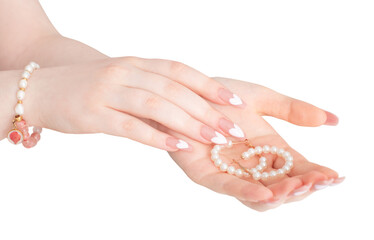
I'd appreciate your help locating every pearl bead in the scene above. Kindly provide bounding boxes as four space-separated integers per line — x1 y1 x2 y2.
210 149 218 155
283 165 291 172
211 154 219 161
255 146 262 154
286 156 294 162
249 168 257 174
25 65 34 73
261 172 269 180
247 148 255 156
16 90 25 100
33 126 42 134
269 170 277 177
285 161 293 168
262 145 270 153
256 165 264 171
277 148 285 156
15 103 24 115
259 162 267 168
227 166 236 175
243 172 249 177
226 140 233 148
235 169 243 177
259 157 267 163
242 151 250 159
30 61 40 69
214 158 222 167
277 169 285 175
22 71 31 79
270 146 278 154
213 145 222 151
253 172 261 180
283 151 291 158
19 79 28 89
220 163 228 172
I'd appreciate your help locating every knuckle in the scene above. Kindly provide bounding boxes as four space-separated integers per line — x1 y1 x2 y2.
144 95 161 109
164 82 182 96
121 119 137 132
100 63 131 80
169 60 187 76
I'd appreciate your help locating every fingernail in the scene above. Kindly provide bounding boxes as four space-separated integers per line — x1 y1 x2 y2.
288 184 312 197
330 176 345 186
313 179 334 190
201 126 227 144
324 111 339 126
166 137 192 151
218 88 246 107
218 118 245 138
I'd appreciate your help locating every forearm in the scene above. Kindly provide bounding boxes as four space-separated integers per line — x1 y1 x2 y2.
0 0 108 70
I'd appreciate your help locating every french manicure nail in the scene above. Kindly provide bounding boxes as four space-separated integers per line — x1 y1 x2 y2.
218 88 246 107
314 179 334 190
201 126 227 144
324 111 339 126
166 137 191 151
218 118 245 138
330 176 345 186
289 184 312 197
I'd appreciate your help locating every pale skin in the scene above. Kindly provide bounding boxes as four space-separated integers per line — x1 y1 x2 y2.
0 0 343 211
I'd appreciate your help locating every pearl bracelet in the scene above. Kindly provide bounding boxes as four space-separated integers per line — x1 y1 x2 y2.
7 62 43 148
210 139 294 180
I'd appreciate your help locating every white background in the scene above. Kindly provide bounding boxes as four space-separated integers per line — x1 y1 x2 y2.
1 0 373 239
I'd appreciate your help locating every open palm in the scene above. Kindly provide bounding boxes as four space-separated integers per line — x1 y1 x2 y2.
166 77 343 211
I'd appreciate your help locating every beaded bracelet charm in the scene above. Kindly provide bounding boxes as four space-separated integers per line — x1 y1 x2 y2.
7 62 43 148
211 139 294 180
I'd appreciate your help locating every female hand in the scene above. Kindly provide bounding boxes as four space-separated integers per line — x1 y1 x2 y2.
166 77 343 211
24 58 248 151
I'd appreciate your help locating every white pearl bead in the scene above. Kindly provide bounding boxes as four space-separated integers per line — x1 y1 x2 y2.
259 157 267 163
19 79 28 89
220 163 228 172
256 165 264 171
243 172 250 177
270 146 278 154
283 151 291 158
235 168 243 177
262 145 270 153
25 65 34 73
285 161 294 168
16 90 25 100
22 71 31 79
227 166 236 175
33 126 42 133
15 103 24 115
214 158 222 167
277 148 285 156
255 146 262 154
253 171 261 180
259 162 267 168
213 145 222 151
249 168 257 174
226 140 233 148
247 148 255 156
261 172 269 180
242 151 250 159
269 170 277 177
277 169 285 175
286 156 294 162
211 154 219 161
30 61 40 69
210 149 218 155
283 165 291 172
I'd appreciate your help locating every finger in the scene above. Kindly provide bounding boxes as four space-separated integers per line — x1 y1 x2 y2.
108 86 230 145
125 57 246 108
256 87 339 127
99 107 192 151
121 69 246 139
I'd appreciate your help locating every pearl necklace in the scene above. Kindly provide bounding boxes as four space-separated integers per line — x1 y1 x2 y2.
210 139 294 180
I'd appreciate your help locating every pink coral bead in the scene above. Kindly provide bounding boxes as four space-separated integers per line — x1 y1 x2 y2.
31 132 41 141
15 120 28 129
22 137 37 148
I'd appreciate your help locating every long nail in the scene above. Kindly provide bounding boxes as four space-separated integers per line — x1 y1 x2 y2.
330 176 345 186
201 126 227 144
218 118 245 138
314 179 334 190
218 88 246 108
288 184 312 197
324 111 339 126
166 137 192 151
